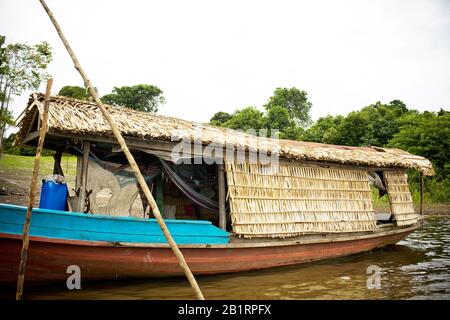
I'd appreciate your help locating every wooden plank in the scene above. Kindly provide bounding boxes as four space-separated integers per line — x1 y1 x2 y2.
420 172 424 215
25 110 38 137
23 131 40 144
155 173 164 212
218 164 227 230
78 141 90 213
53 152 73 212
53 150 62 174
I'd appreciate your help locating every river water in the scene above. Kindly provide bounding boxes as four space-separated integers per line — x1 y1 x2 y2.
17 216 450 300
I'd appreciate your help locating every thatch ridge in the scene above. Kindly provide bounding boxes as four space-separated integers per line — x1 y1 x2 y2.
15 93 434 175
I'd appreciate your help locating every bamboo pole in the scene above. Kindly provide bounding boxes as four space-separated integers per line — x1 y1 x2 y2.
16 78 53 300
38 0 205 300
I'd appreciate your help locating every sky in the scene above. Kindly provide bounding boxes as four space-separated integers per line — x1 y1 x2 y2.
1 0 449 133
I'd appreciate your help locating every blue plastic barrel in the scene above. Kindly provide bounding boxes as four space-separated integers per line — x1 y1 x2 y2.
39 179 68 211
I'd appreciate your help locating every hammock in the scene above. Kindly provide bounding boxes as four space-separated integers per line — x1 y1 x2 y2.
159 159 219 213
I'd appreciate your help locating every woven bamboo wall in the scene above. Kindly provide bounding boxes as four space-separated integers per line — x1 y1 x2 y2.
224 162 378 238
384 170 419 226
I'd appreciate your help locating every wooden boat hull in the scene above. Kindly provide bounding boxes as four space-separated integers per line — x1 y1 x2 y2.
0 224 418 286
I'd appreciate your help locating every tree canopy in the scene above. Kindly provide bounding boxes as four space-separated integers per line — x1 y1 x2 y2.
210 111 232 126
101 84 165 113
302 100 413 147
209 87 312 139
388 110 450 180
264 87 312 127
0 35 53 156
223 107 265 132
58 85 89 100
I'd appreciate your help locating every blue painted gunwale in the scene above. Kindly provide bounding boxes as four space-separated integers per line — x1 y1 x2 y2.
0 203 229 244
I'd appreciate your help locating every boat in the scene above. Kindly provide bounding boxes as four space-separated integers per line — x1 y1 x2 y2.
0 93 434 286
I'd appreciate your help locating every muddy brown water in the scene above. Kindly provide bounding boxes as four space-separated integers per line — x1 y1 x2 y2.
0 216 443 300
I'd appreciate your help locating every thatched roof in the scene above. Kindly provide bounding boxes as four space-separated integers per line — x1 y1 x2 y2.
15 93 434 175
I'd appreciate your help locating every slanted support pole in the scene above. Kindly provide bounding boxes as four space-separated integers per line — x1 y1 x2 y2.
16 78 53 300
38 0 205 300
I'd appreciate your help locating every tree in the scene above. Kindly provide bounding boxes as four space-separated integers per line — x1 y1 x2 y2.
325 100 411 147
388 111 450 180
210 111 232 126
223 107 265 132
101 84 165 112
0 36 11 128
264 87 312 127
264 105 303 139
388 110 450 202
302 115 344 144
0 108 13 126
0 36 52 156
58 85 89 100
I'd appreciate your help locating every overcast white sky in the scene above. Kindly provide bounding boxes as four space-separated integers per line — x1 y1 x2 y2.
1 0 449 129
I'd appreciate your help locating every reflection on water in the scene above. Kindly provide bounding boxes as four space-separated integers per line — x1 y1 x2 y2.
18 217 450 299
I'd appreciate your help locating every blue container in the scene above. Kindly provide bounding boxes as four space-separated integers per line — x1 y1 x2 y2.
40 180 68 211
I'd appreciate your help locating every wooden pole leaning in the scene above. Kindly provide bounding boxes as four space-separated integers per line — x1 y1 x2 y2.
16 78 53 300
38 0 205 300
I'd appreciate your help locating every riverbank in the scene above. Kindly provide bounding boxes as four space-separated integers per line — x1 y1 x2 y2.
0 154 77 207
373 203 450 216
1 154 449 215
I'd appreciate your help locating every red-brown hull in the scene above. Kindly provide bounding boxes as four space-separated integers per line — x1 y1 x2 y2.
0 226 416 286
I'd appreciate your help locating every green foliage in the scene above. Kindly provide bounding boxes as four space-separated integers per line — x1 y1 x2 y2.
424 178 450 203
223 107 265 132
209 87 312 138
58 85 89 100
301 100 412 147
388 110 450 180
264 87 312 127
0 35 7 81
210 111 232 126
264 105 303 139
301 115 344 144
1 40 53 96
101 84 165 112
3 133 53 156
0 108 13 126
0 36 53 156
302 101 449 203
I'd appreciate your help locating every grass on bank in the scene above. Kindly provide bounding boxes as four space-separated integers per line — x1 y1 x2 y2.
0 153 77 180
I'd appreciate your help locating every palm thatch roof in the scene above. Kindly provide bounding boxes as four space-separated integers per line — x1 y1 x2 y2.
15 93 434 175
